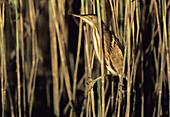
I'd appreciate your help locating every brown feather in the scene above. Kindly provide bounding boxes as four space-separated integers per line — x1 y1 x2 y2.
72 14 124 76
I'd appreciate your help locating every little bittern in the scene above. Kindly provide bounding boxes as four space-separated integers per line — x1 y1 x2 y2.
72 14 124 77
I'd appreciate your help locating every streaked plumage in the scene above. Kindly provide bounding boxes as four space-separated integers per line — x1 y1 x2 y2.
72 14 124 76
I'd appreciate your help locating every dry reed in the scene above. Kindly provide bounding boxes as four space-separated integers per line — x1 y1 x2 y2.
0 0 169 117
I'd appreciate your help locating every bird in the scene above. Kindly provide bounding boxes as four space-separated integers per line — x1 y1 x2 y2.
72 14 124 77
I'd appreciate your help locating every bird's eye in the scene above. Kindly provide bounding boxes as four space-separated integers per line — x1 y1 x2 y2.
88 16 92 20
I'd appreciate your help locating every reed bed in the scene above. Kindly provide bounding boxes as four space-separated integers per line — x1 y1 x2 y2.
0 0 169 117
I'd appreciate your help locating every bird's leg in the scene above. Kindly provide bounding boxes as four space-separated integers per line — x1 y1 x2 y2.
118 86 126 95
118 73 127 94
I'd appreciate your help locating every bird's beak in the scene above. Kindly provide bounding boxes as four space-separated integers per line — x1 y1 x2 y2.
71 14 94 27
71 14 82 18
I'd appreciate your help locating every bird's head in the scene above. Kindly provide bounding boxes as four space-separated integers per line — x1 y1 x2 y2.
72 14 98 28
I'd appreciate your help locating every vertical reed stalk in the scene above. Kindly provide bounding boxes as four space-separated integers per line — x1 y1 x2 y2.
96 0 105 116
101 0 106 23
126 0 131 116
97 79 101 116
27 0 38 116
157 38 165 117
168 5 170 116
162 1 170 115
140 33 144 117
73 18 83 102
19 0 26 116
14 0 21 116
109 1 116 115
0 3 6 117
49 1 60 116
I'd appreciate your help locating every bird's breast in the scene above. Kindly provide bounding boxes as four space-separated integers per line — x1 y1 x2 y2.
92 28 101 62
